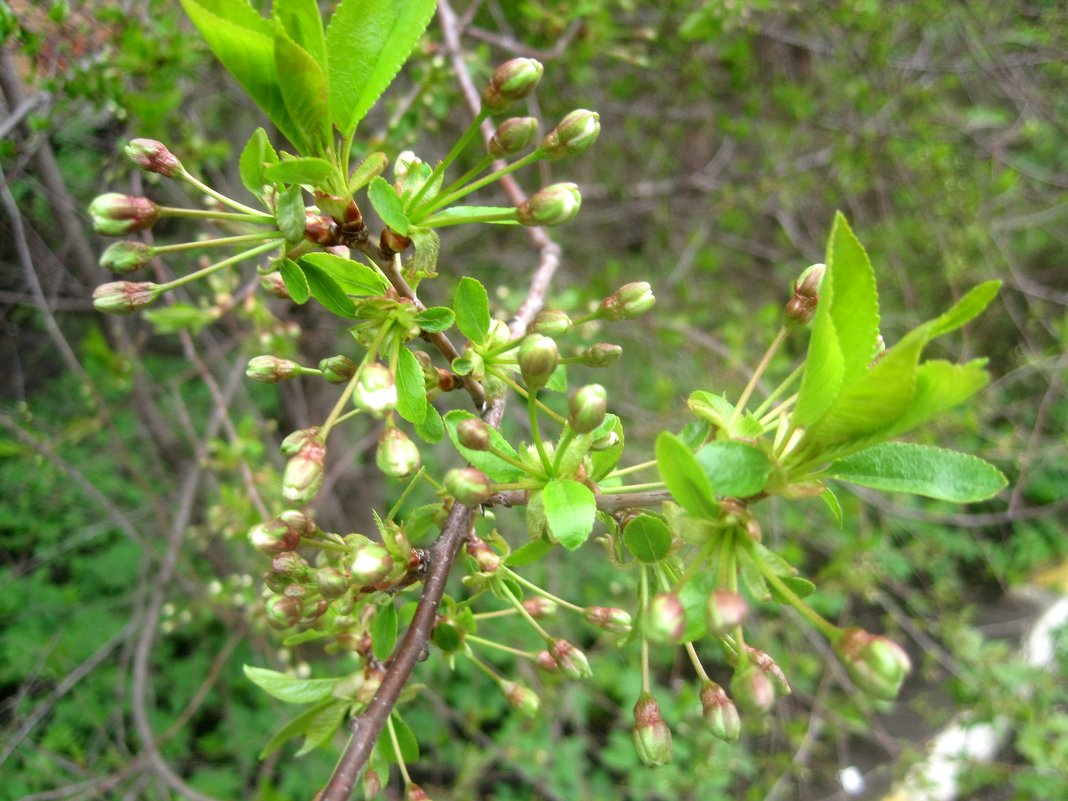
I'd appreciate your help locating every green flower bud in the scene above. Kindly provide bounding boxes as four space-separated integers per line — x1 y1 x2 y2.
446 467 493 509
529 309 572 337
280 427 320 457
548 638 592 679
405 783 430 801
99 241 155 274
270 550 311 579
517 182 582 227
319 354 357 384
568 383 607 434
706 589 748 636
583 606 633 634
502 680 540 718
632 693 673 767
362 768 382 800
248 518 301 555
465 533 500 572
518 333 559 390
784 262 826 329
263 571 288 594
534 650 559 672
834 628 911 700
259 271 290 299
456 418 491 451
489 116 539 158
731 662 776 714
315 566 349 599
642 591 686 645
247 355 302 383
354 363 397 417
376 428 421 478
349 541 396 587
481 57 544 111
282 439 326 504
700 680 741 742
264 595 302 629
540 109 601 160
92 281 160 314
523 597 557 618
89 193 160 236
598 281 655 320
279 508 316 537
125 138 182 177
580 343 623 368
485 318 513 351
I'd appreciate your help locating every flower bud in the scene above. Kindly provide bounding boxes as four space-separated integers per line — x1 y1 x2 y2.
591 431 620 450
598 281 655 321
784 263 826 329
568 384 607 434
280 427 320 457
534 650 559 672
379 227 411 256
318 354 357 385
745 645 792 696
315 566 349 599
700 680 741 742
304 211 339 246
456 418 491 451
523 597 557 619
731 663 776 714
246 355 302 383
540 109 601 160
580 343 623 368
834 628 911 700
642 591 686 645
446 468 493 509
706 589 748 636
481 58 544 111
92 281 160 314
248 518 301 555
279 508 316 537
517 183 582 227
283 439 326 504
464 533 500 572
548 638 592 679
259 271 290 299
89 193 160 236
583 606 632 634
99 241 154 274
264 595 302 629
376 428 421 478
405 784 430 801
502 680 540 717
270 550 311 579
529 309 572 337
518 333 559 390
353 363 397 417
362 769 381 800
631 693 673 767
125 138 182 177
485 318 513 351
488 116 539 158
349 541 396 587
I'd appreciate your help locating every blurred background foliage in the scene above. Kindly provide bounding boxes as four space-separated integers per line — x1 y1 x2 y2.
1 0 1066 799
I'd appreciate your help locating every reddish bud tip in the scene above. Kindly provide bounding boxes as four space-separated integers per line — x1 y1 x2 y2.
632 693 673 766
125 138 182 177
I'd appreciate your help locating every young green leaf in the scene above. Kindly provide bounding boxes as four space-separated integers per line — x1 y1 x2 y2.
589 415 625 481
444 410 524 482
820 487 844 528
300 262 357 317
271 0 326 70
367 176 410 235
695 441 773 498
274 32 329 155
260 699 335 758
348 151 389 194
264 157 336 186
243 665 338 704
413 307 455 333
623 514 672 563
410 229 441 278
505 537 555 567
545 363 568 393
377 712 420 763
395 346 428 424
655 432 720 519
735 547 771 601
768 575 816 603
279 258 310 303
276 185 306 243
371 602 399 661
454 277 491 346
824 442 1007 502
238 127 278 199
414 405 444 444
294 699 348 756
543 479 596 550
299 252 388 296
678 570 714 642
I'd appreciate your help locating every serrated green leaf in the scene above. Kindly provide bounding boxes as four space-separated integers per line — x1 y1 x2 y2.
884 359 989 439
655 432 719 519
825 442 1007 502
260 699 334 758
299 252 388 296
274 33 328 155
414 405 444 444
238 127 277 199
413 307 455 333
279 257 310 303
687 392 762 438
432 622 463 652
444 410 524 482
276 185 306 242
264 157 335 186
505 537 555 566
622 514 672 563
349 152 389 193
371 601 398 661
752 542 796 577
454 277 491 346
295 700 348 756
367 176 409 235
395 346 427 424
543 479 596 550
271 0 326 69
243 665 338 704
695 441 773 498
301 262 357 317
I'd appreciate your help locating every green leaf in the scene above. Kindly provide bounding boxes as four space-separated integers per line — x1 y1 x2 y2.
694 441 773 498
542 479 596 550
677 418 712 450
274 32 329 155
927 281 1001 339
371 601 398 661
279 258 310 303
348 152 389 194
263 157 336 186
590 415 625 481
505 537 555 567
243 665 337 704
622 514 672 563
299 252 388 296
432 622 463 652
276 185 306 243
294 699 348 756
655 432 719 519
395 346 427 424
271 0 326 69
687 392 762 438
444 410 524 482
413 405 443 444
260 699 335 758
769 575 816 603
382 712 420 764
301 262 357 317
454 276 491 346
238 127 278 199
825 442 1007 502
735 547 771 601
326 0 438 135
282 628 333 646
820 487 844 528
545 363 568 393
752 542 796 577
367 176 410 235
884 359 990 438
678 570 714 642
410 229 441 277
142 304 218 335
413 307 455 333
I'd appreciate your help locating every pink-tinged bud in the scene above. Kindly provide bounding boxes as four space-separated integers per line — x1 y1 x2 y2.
642 591 686 645
518 333 559 390
302 597 329 622
706 589 748 636
353 363 397 417
282 438 326 504
379 227 411 257
264 595 302 628
465 534 500 572
744 645 792 696
583 606 633 634
489 116 539 158
540 109 601 160
405 783 430 801
92 281 160 314
481 57 544 111
523 597 557 618
700 680 741 742
731 663 776 714
99 241 155 274
248 518 301 555
784 263 826 329
447 468 493 509
580 343 623 368
263 571 288 594
279 508 316 536
304 212 339 246
89 193 160 236
376 428 421 478
280 427 320 457
125 138 182 177
315 567 349 599
362 768 381 800
456 418 491 451
259 271 291 299
349 541 395 587
631 693 673 767
270 551 311 579
517 182 582 227
598 281 655 321
568 384 607 434
834 628 911 700
318 354 357 384
246 355 302 383
529 309 572 337
502 680 540 718
534 650 559 672
548 638 592 679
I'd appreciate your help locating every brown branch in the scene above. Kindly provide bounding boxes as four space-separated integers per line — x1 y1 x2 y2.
488 487 673 512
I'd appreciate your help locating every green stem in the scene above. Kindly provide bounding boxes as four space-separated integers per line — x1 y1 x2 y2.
387 466 426 521
607 459 657 479
486 446 548 481
157 239 283 292
730 326 788 428
178 169 269 217
471 609 517 621
466 650 507 685
496 578 552 640
153 232 279 254
493 371 567 424
740 538 839 639
552 427 576 475
752 360 805 420
466 635 538 660
421 208 519 228
158 206 275 225
684 641 711 682
320 325 391 439
598 481 666 496
407 109 489 212
528 391 553 474
419 149 542 216
639 567 651 693
501 567 584 613
385 715 412 785
672 539 716 593
429 154 494 206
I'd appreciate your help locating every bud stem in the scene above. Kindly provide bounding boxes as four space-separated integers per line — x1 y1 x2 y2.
386 466 427 521
740 537 839 640
607 459 658 479
551 428 577 474
300 536 350 554
420 207 520 228
491 370 567 424
527 391 553 473
731 327 788 429
684 642 712 682
751 361 805 421
598 481 667 496
406 109 491 213
158 239 284 293
177 168 276 217
418 148 543 218
496 578 552 640
153 231 280 254
385 715 413 785
486 446 549 481
500 566 584 614
465 634 537 660
320 325 391 439
427 154 494 208
157 205 276 225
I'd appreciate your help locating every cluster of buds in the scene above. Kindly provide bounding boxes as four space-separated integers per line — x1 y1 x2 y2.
248 509 315 555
